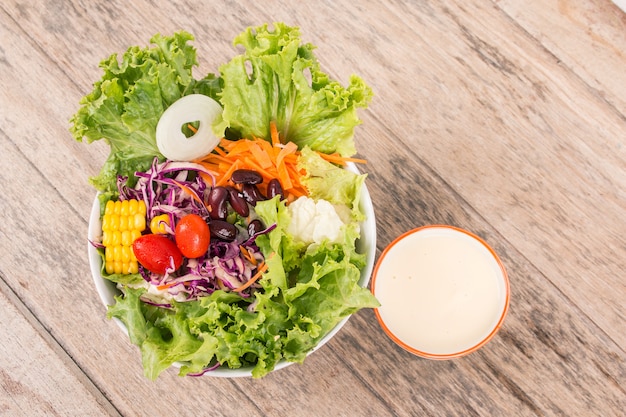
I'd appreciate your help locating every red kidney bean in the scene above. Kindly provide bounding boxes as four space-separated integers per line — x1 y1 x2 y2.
247 219 264 237
231 169 263 185
209 220 237 241
267 178 284 200
242 183 266 206
226 186 249 217
207 186 229 220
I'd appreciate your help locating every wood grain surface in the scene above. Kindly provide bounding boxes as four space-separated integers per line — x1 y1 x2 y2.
1 0 624 416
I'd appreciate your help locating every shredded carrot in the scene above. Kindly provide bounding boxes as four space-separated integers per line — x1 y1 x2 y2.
194 120 367 200
215 160 241 187
187 123 198 134
157 281 179 291
243 157 275 182
275 141 298 167
319 153 368 165
257 138 275 156
276 160 293 190
210 153 232 164
213 146 228 157
172 180 204 206
233 261 268 292
249 142 273 169
199 172 216 186
239 245 258 265
270 121 280 146
196 138 307 199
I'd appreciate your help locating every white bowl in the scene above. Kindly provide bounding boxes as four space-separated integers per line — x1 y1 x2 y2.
87 162 376 377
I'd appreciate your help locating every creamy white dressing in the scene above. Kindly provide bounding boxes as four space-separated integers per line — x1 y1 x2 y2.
374 227 508 356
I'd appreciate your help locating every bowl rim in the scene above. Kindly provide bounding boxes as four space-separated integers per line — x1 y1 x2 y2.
87 162 376 377
371 224 510 360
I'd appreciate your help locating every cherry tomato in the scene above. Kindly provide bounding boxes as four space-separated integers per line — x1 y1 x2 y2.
132 234 183 275
175 214 210 258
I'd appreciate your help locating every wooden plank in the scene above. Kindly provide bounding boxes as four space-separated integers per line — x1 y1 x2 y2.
0 280 118 416
495 0 626 115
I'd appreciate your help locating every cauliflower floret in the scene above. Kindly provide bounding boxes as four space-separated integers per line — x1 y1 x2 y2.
287 197 345 244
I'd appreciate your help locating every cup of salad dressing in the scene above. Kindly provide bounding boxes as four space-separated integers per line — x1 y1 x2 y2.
371 225 509 359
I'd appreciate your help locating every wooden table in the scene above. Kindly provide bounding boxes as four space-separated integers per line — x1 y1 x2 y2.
1 1 625 415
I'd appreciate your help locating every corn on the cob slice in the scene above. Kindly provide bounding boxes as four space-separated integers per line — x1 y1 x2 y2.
102 199 146 274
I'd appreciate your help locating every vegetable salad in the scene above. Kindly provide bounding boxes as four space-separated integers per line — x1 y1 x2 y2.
71 23 379 379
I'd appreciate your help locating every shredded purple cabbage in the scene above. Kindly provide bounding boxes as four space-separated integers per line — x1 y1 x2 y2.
89 239 104 250
116 158 274 303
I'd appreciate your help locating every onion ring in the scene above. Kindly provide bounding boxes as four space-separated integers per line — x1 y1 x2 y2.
156 94 222 161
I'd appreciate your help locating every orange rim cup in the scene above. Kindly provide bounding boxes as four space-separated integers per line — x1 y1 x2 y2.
371 225 510 359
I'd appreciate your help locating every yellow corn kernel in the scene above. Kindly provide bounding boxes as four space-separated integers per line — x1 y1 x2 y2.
110 231 122 246
112 245 122 261
133 213 146 231
127 261 139 274
105 200 115 215
130 229 142 243
121 230 132 247
128 199 146 216
150 214 170 234
101 213 110 231
102 199 146 275
116 215 125 231
108 214 119 231
120 200 130 216
121 245 132 262
102 231 110 247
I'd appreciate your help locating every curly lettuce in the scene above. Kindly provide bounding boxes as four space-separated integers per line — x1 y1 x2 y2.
217 22 373 156
69 31 221 195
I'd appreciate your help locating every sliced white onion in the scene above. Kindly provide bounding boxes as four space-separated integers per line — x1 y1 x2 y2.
156 94 222 161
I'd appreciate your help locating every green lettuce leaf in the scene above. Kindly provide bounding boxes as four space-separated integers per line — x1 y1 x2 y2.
217 22 373 156
108 286 288 379
108 288 229 379
182 291 287 378
69 31 221 194
298 147 367 222
107 287 149 346
253 169 379 362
